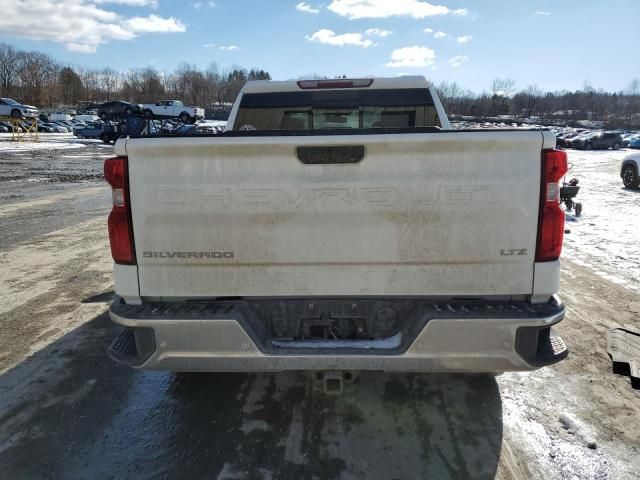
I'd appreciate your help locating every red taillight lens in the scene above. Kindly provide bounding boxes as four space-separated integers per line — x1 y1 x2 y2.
104 156 125 188
104 156 136 264
536 150 568 262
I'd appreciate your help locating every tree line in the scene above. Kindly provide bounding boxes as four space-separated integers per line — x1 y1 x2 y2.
0 43 270 109
435 78 640 128
1 42 639 128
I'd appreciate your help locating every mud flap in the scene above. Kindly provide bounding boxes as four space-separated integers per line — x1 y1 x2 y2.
607 328 640 389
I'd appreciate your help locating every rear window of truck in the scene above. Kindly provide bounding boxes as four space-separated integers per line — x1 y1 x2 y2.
233 89 440 131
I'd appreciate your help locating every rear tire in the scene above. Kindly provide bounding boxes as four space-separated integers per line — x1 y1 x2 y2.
11 109 21 118
180 112 191 124
613 143 621 150
144 109 153 119
77 132 84 138
101 133 111 144
584 143 593 150
622 165 640 189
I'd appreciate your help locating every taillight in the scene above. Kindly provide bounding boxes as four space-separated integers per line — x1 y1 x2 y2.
296 78 374 89
536 149 568 262
104 156 136 264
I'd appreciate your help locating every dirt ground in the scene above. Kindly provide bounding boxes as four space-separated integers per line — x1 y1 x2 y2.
0 134 639 479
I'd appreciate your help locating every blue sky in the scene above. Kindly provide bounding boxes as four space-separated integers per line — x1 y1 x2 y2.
1 0 639 93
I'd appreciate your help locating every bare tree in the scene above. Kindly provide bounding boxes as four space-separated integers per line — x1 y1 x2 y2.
0 43 20 96
16 50 57 105
100 67 121 101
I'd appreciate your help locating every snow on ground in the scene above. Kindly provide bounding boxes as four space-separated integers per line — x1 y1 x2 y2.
562 149 640 293
0 133 105 151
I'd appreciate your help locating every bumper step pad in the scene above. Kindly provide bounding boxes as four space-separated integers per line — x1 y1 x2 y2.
107 328 138 365
107 326 156 367
537 335 568 363
515 323 568 367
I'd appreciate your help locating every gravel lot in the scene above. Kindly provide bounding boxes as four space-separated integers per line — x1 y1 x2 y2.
0 134 639 479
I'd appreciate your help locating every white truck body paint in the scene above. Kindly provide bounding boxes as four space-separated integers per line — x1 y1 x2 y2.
109 76 567 372
113 264 140 304
124 129 545 298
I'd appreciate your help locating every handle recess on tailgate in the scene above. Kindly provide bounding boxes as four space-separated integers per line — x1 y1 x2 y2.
296 145 365 165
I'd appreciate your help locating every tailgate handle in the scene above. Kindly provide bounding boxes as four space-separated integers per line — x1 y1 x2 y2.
296 145 365 165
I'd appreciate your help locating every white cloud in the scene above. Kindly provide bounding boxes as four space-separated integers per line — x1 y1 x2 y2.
424 27 433 33
192 1 216 8
534 10 551 15
123 15 185 33
365 28 392 37
0 0 186 53
306 29 374 47
447 55 469 67
433 31 447 38
386 46 435 67
456 35 472 43
204 43 238 50
327 0 462 19
451 8 468 16
95 0 158 6
296 2 320 13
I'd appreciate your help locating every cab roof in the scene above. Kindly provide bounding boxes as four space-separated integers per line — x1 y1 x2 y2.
241 76 431 94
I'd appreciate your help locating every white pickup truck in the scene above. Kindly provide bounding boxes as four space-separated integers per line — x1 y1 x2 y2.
105 76 569 374
140 100 204 123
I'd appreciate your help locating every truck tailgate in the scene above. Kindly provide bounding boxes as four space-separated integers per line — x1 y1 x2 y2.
124 130 544 298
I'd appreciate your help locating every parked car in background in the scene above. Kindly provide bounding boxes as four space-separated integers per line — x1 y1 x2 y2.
74 114 100 123
0 97 38 118
570 131 622 150
564 132 592 149
48 112 74 122
621 153 640 189
0 124 8 132
42 122 69 133
41 121 68 133
74 123 103 139
97 101 141 119
19 120 39 132
556 131 582 148
0 120 20 132
621 133 640 147
627 135 640 149
37 121 54 132
141 100 205 123
621 132 635 146
196 119 226 134
54 120 75 130
171 123 196 134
